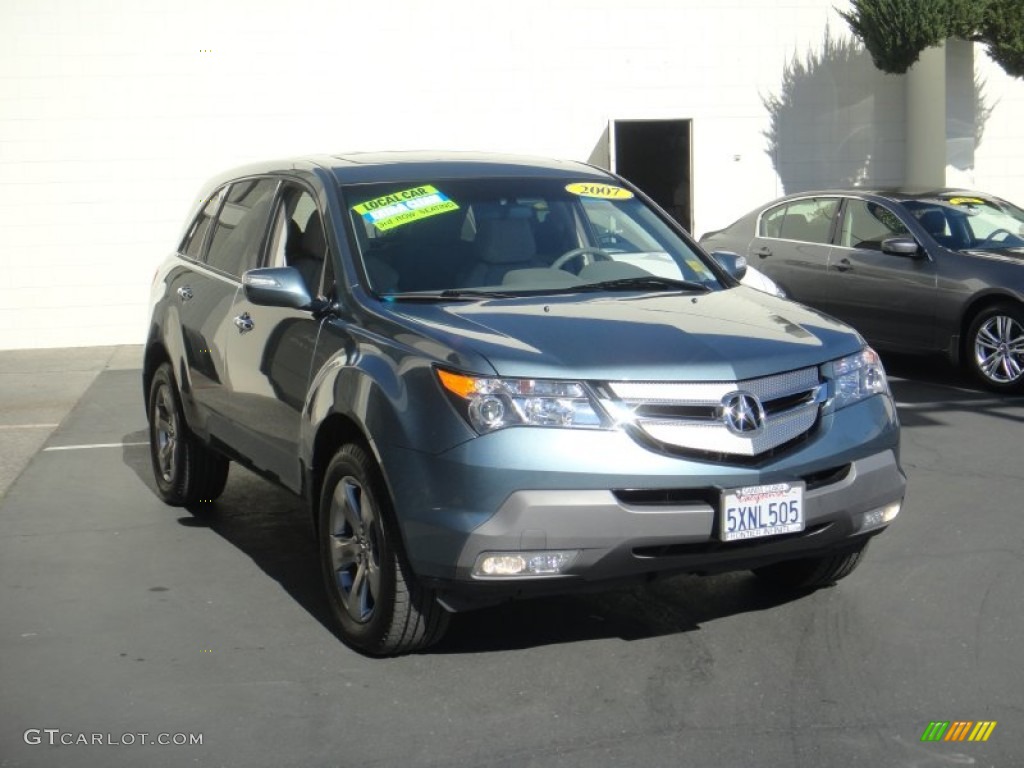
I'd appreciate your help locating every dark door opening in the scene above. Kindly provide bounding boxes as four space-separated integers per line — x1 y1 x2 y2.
612 119 693 232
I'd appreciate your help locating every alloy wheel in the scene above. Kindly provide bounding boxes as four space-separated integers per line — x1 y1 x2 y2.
973 314 1024 384
152 383 178 483
328 476 383 623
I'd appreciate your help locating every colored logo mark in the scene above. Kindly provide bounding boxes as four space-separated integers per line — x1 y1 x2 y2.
921 721 997 742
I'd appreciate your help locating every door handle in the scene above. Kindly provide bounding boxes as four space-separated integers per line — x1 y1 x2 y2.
176 285 193 301
834 258 853 273
755 247 772 258
233 313 254 334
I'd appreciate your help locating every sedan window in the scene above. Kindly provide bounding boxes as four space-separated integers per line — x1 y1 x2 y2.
839 199 909 250
759 198 839 244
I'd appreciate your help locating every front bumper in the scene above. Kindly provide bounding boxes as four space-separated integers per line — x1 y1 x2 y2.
380 392 904 602
429 448 902 608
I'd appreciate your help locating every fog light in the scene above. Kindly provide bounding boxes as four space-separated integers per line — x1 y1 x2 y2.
859 500 902 532
473 550 579 578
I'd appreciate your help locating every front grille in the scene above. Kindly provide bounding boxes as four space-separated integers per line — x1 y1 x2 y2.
602 366 824 459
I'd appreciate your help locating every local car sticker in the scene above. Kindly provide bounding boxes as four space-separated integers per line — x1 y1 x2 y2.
947 196 986 206
565 182 634 200
352 185 459 232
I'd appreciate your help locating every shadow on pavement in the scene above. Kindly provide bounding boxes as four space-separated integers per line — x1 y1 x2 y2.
880 353 1024 429
118 445 827 655
434 572 810 654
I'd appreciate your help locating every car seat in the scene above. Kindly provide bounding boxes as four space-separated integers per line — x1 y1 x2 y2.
463 218 547 286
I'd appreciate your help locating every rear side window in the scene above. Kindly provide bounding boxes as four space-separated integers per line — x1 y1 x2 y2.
181 188 225 259
204 178 278 278
759 198 839 244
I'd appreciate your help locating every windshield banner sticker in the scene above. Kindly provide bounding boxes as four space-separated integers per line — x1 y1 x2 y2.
947 196 986 206
353 186 459 231
565 182 634 200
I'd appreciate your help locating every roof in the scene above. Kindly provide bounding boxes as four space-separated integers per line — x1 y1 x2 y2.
192 151 614 196
778 187 1003 203
320 151 611 184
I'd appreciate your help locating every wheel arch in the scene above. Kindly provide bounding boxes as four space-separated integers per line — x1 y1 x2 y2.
143 341 171 411
957 292 1024 364
308 412 376 529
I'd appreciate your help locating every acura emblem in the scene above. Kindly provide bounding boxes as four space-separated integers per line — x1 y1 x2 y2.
721 391 765 435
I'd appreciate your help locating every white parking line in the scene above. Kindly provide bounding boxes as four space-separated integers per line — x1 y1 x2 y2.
0 423 60 430
43 442 148 452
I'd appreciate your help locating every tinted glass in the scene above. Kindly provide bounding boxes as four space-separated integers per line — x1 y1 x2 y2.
903 194 1024 250
343 178 721 294
840 200 909 250
181 189 224 259
760 198 839 244
267 185 328 296
205 178 278 278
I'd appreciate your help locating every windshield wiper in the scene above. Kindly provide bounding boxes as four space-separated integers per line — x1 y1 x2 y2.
381 288 522 302
573 276 712 294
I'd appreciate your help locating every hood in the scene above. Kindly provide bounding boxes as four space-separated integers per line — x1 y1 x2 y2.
385 287 863 381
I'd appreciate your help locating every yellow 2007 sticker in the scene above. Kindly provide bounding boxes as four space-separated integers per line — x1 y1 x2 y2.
353 185 459 231
948 196 985 206
565 182 634 200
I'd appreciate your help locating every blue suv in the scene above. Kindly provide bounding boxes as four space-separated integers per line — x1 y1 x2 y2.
145 152 906 655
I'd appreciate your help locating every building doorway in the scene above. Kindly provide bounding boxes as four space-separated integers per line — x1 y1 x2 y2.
611 119 693 232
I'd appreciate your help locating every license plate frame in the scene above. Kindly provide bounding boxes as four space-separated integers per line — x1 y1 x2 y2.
720 481 805 542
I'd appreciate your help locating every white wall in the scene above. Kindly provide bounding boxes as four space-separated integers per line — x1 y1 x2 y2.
2 0 1023 349
973 48 1024 204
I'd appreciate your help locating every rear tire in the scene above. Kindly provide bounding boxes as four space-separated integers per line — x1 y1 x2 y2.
753 541 869 589
319 443 449 655
965 303 1024 393
147 362 229 506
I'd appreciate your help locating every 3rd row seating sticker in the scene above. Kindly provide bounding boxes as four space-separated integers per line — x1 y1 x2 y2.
565 182 634 200
353 185 459 231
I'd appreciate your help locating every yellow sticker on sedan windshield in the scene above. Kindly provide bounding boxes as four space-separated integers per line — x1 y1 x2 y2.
565 182 634 200
948 197 985 206
352 185 459 232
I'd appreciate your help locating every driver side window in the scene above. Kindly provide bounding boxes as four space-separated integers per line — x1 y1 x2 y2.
840 200 909 250
266 185 331 299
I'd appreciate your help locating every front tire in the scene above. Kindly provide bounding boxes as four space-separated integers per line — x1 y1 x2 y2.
966 303 1024 393
319 444 449 655
753 541 869 589
147 362 229 506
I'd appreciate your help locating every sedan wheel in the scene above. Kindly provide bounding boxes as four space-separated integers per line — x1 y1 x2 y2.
967 304 1024 392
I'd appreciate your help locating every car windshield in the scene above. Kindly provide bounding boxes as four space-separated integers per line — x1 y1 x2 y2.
903 194 1024 251
341 177 723 296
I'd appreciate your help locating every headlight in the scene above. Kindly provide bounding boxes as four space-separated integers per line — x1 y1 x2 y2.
827 347 889 410
436 369 604 433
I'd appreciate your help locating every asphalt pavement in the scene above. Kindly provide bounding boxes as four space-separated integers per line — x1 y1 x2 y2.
0 348 1020 767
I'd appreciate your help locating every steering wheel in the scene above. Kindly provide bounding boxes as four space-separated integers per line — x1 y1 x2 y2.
979 228 1013 245
550 247 614 271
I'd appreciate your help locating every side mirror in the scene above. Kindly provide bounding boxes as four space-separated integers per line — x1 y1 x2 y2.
711 250 748 280
242 267 314 310
881 237 923 257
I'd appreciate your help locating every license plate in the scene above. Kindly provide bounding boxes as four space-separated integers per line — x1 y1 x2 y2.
720 482 805 542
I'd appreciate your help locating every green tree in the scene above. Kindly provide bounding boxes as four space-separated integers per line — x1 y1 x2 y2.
840 0 1024 78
